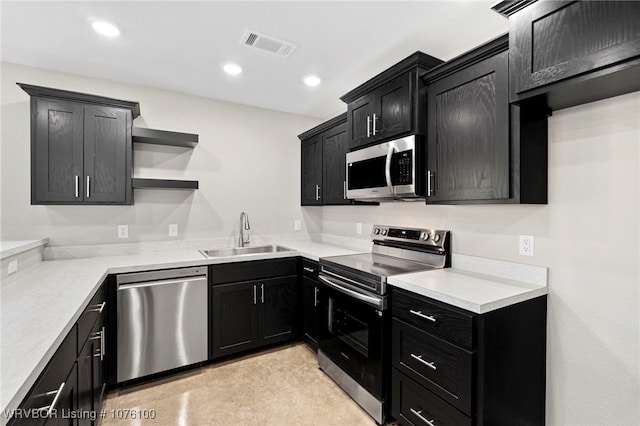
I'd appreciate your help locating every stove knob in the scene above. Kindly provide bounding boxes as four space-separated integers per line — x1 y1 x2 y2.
420 232 429 241
433 234 441 243
373 228 380 235
381 229 388 236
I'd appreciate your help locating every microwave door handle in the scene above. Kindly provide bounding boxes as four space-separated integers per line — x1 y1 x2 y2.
385 146 395 195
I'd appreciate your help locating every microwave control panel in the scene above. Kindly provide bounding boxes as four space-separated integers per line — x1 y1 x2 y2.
393 150 413 185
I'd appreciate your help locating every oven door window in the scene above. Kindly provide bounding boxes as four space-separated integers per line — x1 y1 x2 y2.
329 298 369 357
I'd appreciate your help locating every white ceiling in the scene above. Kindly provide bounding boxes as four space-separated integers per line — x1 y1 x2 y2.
1 1 508 119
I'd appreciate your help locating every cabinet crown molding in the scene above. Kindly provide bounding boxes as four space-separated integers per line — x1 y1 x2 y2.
491 0 539 17
17 83 140 118
340 51 443 103
297 112 347 140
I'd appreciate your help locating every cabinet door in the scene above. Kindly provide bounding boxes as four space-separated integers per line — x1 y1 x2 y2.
45 363 78 426
510 1 640 95
346 93 374 149
427 50 509 202
374 73 412 141
83 106 130 203
300 135 323 205
92 319 106 415
258 276 296 345
77 335 94 426
32 98 84 204
302 276 320 348
322 121 349 205
210 281 258 359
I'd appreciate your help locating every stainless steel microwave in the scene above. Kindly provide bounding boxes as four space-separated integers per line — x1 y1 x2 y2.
346 135 424 201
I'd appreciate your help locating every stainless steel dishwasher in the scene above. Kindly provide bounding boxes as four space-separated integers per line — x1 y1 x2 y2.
117 267 208 382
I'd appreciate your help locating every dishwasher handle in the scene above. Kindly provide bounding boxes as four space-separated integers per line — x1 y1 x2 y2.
118 275 206 291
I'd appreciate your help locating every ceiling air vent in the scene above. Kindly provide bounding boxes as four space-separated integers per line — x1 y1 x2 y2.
240 29 297 58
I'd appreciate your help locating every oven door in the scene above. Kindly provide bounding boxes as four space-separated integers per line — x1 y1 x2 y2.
318 274 388 400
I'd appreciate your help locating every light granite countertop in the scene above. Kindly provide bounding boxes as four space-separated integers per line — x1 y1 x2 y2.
0 239 49 260
0 238 547 423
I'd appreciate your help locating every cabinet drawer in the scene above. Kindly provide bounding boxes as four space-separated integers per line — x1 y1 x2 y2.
301 259 319 279
392 318 473 415
17 325 77 424
77 284 106 351
210 258 298 285
391 288 475 347
392 369 472 426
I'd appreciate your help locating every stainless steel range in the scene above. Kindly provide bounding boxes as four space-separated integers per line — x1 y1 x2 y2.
317 225 450 425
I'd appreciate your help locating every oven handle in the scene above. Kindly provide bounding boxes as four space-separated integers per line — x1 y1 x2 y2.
319 275 385 310
385 145 395 195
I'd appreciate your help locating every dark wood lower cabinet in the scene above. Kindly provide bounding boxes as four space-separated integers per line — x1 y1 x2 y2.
390 288 547 425
209 259 298 360
300 259 320 350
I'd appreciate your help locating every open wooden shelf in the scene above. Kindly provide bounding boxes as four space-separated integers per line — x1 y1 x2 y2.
131 178 198 190
132 127 198 148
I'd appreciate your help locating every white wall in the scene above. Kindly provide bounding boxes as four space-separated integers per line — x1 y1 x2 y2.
2 61 638 424
0 62 323 246
321 92 640 425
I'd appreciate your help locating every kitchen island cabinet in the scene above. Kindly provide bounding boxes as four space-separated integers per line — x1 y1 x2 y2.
209 258 298 359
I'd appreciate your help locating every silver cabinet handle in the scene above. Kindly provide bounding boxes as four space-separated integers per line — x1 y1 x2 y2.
314 286 319 307
410 309 436 323
86 176 90 198
427 170 433 196
261 283 265 304
88 301 106 314
100 327 105 361
343 180 347 200
36 382 65 416
411 353 437 370
366 115 371 137
315 184 320 201
303 267 315 273
253 285 257 305
75 175 79 198
410 408 436 426
372 113 377 135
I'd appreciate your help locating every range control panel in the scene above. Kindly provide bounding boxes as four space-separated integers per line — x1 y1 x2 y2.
371 225 449 248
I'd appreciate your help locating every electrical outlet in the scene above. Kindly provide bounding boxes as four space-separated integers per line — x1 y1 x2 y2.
169 224 178 237
294 220 301 231
356 222 362 235
8 259 18 275
118 225 129 239
519 235 535 256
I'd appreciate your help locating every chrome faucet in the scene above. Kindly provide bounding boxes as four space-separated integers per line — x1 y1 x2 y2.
239 212 251 247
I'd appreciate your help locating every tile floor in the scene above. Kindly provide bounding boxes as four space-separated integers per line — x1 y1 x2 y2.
100 342 377 425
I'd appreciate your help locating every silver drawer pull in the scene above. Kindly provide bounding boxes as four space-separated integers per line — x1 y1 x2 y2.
410 408 436 426
36 382 65 416
88 301 106 313
410 309 436 323
411 353 437 370
303 267 315 273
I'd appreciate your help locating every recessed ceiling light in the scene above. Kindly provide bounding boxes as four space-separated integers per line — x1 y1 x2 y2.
92 21 120 38
223 63 243 75
303 75 321 87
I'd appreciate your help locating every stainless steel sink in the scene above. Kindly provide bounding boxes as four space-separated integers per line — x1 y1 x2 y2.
199 244 295 258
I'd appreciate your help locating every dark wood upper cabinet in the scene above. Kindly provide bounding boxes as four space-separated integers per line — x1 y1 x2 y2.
493 0 640 110
424 35 548 204
341 52 443 150
19 83 138 205
300 113 370 206
321 121 349 205
300 133 323 206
